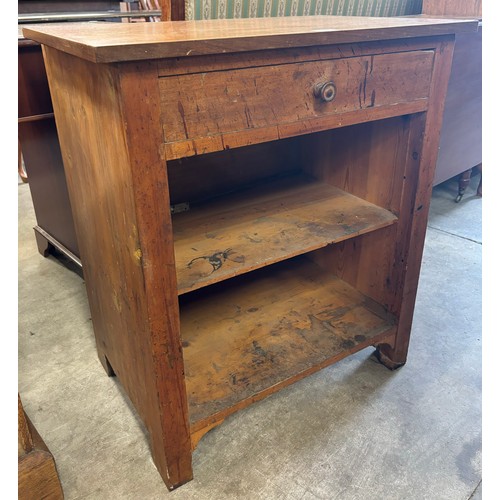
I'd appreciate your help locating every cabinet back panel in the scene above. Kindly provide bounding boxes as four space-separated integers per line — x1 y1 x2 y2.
167 137 302 205
300 116 410 212
301 115 416 314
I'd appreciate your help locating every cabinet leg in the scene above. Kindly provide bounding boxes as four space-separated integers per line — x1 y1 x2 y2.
34 230 53 258
455 168 473 203
374 343 407 371
97 351 115 377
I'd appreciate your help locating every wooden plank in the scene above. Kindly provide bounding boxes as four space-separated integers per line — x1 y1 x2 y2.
41 47 193 489
173 174 397 294
156 36 445 77
22 16 478 63
181 256 396 430
161 100 428 160
160 50 434 147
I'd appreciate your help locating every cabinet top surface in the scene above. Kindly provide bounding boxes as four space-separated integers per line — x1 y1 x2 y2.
23 16 477 63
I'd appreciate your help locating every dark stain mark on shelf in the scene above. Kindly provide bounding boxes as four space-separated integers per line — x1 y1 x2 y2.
187 249 242 274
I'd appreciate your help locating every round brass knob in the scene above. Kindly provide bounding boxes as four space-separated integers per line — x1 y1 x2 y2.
314 81 336 103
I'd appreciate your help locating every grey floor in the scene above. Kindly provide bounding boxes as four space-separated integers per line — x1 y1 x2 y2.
18 174 482 500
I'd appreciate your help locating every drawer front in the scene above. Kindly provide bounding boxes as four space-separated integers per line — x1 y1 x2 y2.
159 50 434 159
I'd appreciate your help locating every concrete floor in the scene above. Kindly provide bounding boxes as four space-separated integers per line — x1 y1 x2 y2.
18 174 482 500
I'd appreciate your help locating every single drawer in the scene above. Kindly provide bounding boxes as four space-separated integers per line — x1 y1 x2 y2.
159 50 434 159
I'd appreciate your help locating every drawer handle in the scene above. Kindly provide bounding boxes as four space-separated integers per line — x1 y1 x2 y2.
313 81 336 103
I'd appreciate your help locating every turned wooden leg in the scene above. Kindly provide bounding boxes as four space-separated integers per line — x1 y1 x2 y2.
476 163 482 197
455 168 473 203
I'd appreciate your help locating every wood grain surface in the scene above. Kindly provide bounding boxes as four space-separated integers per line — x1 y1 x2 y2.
376 36 457 367
174 174 397 294
160 50 433 158
42 47 193 489
18 395 64 500
299 115 412 312
181 256 396 429
23 16 477 63
33 16 463 490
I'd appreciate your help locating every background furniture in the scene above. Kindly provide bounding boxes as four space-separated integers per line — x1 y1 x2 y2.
18 1 162 265
422 0 482 200
19 30 80 263
25 15 476 490
18 395 64 499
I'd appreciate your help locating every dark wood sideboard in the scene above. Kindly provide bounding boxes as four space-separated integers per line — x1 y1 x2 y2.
19 30 80 263
422 0 482 200
18 1 164 265
24 16 477 490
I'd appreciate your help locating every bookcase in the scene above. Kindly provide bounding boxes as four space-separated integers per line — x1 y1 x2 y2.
24 16 477 490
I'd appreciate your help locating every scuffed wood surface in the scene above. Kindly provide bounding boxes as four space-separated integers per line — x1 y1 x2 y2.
160 50 433 158
181 256 396 429
22 16 477 63
173 174 397 294
42 47 193 488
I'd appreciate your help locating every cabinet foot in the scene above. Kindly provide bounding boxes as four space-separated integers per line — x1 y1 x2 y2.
98 352 115 377
34 230 53 258
374 344 407 371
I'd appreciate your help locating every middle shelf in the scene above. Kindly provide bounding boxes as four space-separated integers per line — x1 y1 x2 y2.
173 174 397 295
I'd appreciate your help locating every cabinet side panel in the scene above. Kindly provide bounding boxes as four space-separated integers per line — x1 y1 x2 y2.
384 37 456 363
42 47 192 488
326 36 456 365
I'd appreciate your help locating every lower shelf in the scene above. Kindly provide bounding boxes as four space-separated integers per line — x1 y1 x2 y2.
180 256 396 431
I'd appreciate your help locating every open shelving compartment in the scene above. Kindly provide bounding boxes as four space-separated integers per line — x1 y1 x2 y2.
167 114 412 437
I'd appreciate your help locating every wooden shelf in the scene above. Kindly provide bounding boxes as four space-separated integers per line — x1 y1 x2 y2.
180 256 396 430
173 174 397 295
